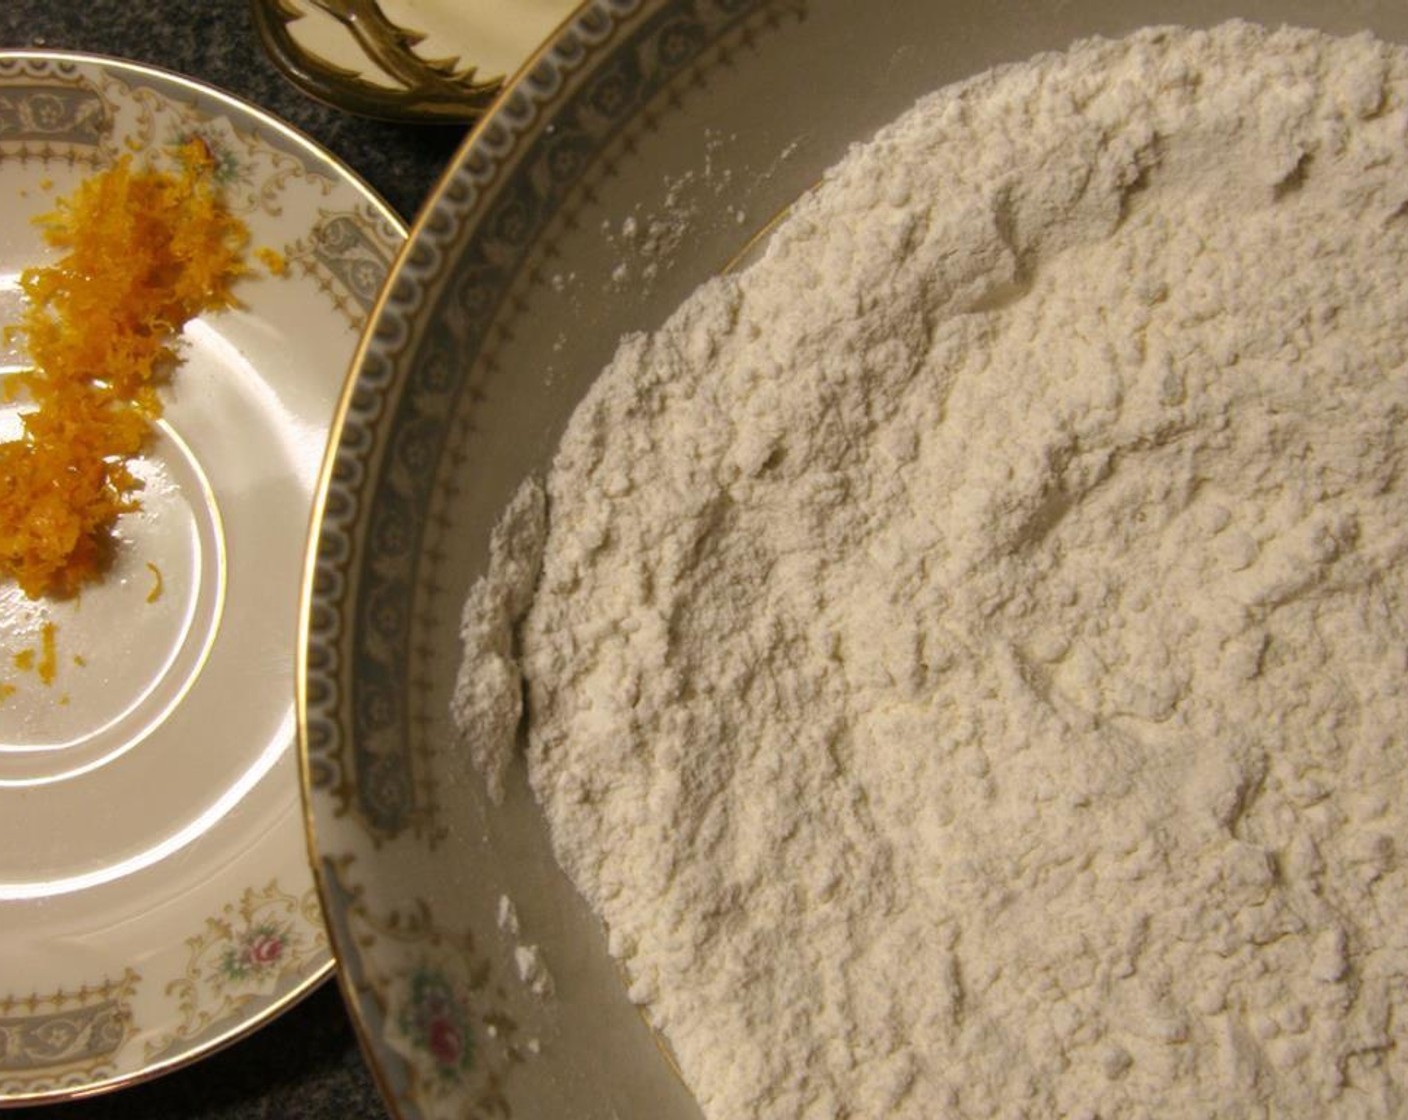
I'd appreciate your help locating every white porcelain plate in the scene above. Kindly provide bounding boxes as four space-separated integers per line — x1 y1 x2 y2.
0 51 403 1104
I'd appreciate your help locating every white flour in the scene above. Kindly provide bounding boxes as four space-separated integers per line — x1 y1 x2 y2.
454 21 1408 1119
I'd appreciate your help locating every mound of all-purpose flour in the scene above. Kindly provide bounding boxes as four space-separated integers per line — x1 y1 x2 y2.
455 21 1408 1119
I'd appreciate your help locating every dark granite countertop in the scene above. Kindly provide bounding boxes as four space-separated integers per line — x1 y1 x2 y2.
0 2 468 1117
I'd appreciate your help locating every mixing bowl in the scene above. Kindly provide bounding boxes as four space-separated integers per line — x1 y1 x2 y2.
300 1 1408 1116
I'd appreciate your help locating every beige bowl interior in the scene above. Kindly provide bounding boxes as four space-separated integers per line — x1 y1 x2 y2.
301 2 1408 1118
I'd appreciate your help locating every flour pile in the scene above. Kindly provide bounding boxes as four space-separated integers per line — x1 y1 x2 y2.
454 22 1408 1118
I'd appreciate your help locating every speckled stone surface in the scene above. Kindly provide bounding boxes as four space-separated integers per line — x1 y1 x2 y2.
0 2 470 1117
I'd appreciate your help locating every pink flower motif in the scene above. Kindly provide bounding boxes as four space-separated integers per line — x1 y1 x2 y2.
427 1015 463 1067
399 966 474 1078
247 932 285 967
218 920 294 983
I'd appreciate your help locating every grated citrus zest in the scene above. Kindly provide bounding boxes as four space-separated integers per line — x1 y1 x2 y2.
255 246 288 276
146 560 164 603
37 621 57 685
0 140 249 599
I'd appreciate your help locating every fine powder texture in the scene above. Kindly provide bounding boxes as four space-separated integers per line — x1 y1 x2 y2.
454 22 1408 1119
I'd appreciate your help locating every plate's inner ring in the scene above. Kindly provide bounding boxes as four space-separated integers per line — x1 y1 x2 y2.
0 304 310 903
0 418 226 785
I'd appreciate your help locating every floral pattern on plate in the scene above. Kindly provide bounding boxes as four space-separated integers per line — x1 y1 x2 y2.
0 971 138 1095
142 881 328 1064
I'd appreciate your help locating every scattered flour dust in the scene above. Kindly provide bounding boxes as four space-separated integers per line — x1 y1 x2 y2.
453 21 1408 1119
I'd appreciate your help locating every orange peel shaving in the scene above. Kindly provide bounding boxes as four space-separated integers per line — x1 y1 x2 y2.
0 140 249 599
146 560 164 603
255 246 288 276
36 621 57 685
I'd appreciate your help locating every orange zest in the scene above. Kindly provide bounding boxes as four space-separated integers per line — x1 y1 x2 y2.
0 140 249 599
146 560 164 603
255 246 288 276
7 620 60 689
36 620 57 685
